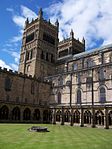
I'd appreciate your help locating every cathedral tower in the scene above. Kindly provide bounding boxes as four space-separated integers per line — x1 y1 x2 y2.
18 8 59 78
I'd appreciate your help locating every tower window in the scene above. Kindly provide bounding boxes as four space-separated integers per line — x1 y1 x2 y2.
26 33 34 43
26 52 30 61
30 49 33 59
27 65 30 72
59 49 68 58
43 33 55 45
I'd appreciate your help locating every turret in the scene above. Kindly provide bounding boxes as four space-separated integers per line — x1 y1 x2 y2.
82 37 85 45
25 18 29 28
38 8 43 20
55 19 59 28
70 29 74 39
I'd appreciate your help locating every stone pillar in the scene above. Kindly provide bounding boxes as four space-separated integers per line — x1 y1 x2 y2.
104 108 109 129
52 108 56 124
91 108 96 128
80 108 84 127
40 109 43 123
30 110 33 122
70 108 73 126
20 108 23 122
61 107 64 125
9 108 12 121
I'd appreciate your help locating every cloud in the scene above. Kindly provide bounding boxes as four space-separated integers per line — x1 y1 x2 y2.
9 5 37 43
1 5 37 71
0 59 18 71
45 0 112 49
1 48 20 71
0 59 11 70
12 5 37 29
6 8 14 12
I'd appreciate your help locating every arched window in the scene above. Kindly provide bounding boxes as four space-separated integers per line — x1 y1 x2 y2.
23 108 31 120
77 89 81 104
57 92 61 104
99 87 106 103
12 107 20 120
33 109 40 121
0 105 9 120
5 77 12 91
86 58 93 68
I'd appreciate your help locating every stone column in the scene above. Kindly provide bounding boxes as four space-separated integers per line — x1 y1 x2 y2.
80 108 84 127
104 108 109 129
9 108 12 121
40 109 43 123
61 107 64 125
30 110 33 122
70 108 73 126
52 108 56 124
20 108 23 122
91 108 96 128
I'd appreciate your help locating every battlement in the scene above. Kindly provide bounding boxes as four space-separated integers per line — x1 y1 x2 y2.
25 8 58 30
0 66 51 85
59 37 84 46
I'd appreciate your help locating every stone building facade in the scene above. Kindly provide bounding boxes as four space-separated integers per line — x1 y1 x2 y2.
0 8 112 128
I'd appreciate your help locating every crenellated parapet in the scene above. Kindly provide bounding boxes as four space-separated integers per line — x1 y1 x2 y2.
0 66 52 85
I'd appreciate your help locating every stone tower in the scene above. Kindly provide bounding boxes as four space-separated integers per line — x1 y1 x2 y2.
18 8 59 78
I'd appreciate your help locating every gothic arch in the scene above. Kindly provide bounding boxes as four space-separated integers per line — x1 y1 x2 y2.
0 105 9 120
43 110 49 122
73 110 80 123
23 108 31 120
64 110 70 122
56 110 61 122
12 107 20 120
84 110 91 124
33 109 40 121
95 110 104 125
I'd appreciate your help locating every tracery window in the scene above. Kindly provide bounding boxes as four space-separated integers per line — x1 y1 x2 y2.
43 33 55 45
99 87 106 103
77 89 81 104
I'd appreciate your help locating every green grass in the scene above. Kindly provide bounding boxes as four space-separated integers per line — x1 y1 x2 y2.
0 124 112 149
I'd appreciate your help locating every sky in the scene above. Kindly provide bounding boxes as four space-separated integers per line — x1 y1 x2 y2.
0 0 112 71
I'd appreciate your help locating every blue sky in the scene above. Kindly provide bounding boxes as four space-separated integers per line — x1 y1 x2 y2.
0 0 112 70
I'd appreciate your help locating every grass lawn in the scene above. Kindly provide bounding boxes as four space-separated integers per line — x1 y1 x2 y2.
0 124 112 149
